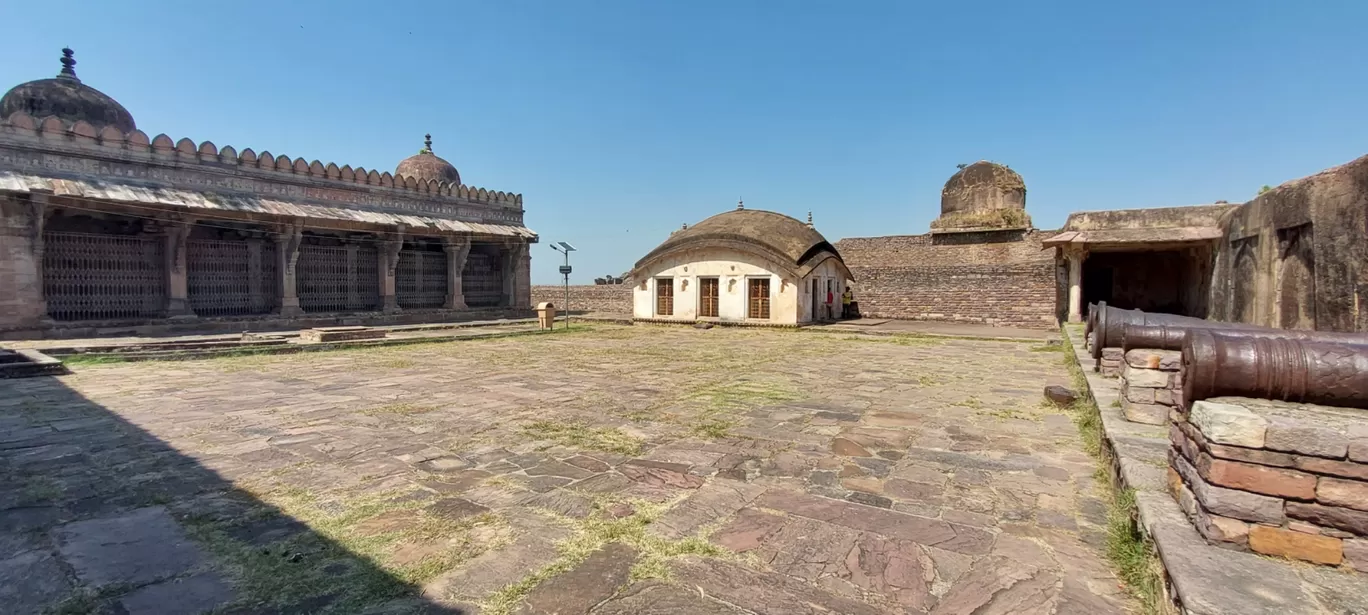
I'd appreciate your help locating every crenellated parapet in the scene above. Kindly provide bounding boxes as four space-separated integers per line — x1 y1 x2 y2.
0 111 524 217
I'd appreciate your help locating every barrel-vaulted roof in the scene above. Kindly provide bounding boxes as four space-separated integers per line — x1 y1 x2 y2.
632 208 851 280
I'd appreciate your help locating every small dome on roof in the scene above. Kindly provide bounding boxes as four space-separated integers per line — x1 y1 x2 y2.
0 48 137 133
940 160 1026 215
395 134 461 184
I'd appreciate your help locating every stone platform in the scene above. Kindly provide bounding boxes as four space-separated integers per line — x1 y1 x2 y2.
1067 325 1368 615
298 326 387 343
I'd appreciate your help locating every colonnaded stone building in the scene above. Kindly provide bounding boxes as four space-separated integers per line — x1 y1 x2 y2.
0 50 536 339
628 207 852 325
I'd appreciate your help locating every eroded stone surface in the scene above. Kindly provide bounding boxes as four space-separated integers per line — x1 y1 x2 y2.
517 543 637 615
54 506 209 588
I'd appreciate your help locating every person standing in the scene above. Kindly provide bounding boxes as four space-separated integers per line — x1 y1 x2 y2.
841 287 853 320
825 287 835 321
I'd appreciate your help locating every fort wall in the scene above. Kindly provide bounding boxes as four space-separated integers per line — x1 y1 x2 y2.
530 284 633 315
835 230 1059 328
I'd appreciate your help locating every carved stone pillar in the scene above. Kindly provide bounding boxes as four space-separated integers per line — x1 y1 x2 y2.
0 194 48 328
513 240 531 309
499 240 520 308
444 236 471 310
276 221 303 317
380 225 405 314
165 219 194 318
1066 247 1086 323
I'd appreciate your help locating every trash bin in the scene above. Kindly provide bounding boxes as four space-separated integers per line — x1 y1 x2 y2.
536 302 557 330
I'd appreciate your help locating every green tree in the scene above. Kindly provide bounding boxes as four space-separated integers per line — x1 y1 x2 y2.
1258 185 1273 195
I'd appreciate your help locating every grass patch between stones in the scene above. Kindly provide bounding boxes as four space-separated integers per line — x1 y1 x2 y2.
521 420 644 456
360 403 440 417
480 499 731 615
1059 326 1165 614
180 487 507 614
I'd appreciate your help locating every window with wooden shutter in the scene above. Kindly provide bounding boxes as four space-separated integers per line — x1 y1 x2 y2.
699 277 719 317
747 278 770 319
656 277 674 316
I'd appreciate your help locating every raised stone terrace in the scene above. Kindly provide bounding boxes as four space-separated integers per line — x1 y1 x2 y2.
3 324 1130 614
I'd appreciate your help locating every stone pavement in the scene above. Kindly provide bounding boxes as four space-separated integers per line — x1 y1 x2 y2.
2 324 1131 614
820 318 1057 342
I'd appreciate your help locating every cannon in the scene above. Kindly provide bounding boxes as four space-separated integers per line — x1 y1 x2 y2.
1084 301 1101 344
1182 330 1368 410
1091 305 1262 360
1122 322 1368 353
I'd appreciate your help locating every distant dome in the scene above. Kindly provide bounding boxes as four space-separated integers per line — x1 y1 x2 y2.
0 49 137 133
940 161 1026 215
395 134 461 184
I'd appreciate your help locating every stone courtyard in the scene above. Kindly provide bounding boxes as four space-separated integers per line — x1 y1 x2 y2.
1 325 1133 614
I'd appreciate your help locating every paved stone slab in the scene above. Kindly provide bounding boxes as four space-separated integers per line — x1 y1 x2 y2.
0 550 73 615
517 543 637 615
670 556 885 615
119 572 236 615
591 580 751 614
54 506 208 588
652 481 767 539
755 489 993 555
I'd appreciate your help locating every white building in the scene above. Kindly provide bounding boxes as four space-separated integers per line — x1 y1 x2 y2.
630 208 853 325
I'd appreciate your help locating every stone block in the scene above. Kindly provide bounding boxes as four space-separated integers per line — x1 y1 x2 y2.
1286 502 1368 536
1195 453 1317 500
1171 449 1285 525
1170 424 1201 464
1248 525 1342 566
1153 388 1174 406
1122 363 1170 388
1350 439 1368 464
1189 400 1268 448
1101 347 1124 361
1345 538 1368 572
54 507 209 588
1195 508 1250 545
1123 384 1156 405
1181 420 1296 467
517 543 637 615
1264 417 1350 459
1124 348 1182 370
1294 457 1368 481
1317 477 1368 512
1121 397 1167 425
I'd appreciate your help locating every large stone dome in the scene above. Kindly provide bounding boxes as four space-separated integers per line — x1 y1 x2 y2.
395 134 461 184
633 208 851 280
0 49 137 133
940 161 1026 215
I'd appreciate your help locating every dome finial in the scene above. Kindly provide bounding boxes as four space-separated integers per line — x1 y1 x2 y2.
737 197 744 210
58 48 79 81
421 133 433 154
806 211 813 227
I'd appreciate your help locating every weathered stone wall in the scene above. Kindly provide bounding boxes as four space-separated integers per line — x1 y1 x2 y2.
836 230 1059 328
0 195 45 329
1210 154 1368 332
530 284 632 315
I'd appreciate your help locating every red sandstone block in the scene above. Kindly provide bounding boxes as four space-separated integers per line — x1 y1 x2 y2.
1317 477 1368 512
1248 525 1342 565
1196 453 1316 500
1196 508 1250 545
1294 457 1368 482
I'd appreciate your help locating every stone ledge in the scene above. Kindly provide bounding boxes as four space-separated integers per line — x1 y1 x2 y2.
1065 325 1367 615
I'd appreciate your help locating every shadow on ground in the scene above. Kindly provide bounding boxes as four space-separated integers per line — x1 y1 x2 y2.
0 375 468 615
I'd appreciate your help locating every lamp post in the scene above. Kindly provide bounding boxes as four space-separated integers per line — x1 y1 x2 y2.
550 242 576 328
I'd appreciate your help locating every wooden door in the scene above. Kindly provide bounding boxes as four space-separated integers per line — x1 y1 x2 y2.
748 278 771 319
656 278 674 316
699 277 719 317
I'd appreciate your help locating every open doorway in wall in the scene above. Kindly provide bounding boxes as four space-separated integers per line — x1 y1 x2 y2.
811 278 819 321
1082 248 1211 317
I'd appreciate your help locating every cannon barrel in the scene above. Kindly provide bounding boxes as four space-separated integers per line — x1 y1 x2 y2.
1182 330 1368 410
1123 323 1368 353
1091 305 1261 360
1084 301 1100 337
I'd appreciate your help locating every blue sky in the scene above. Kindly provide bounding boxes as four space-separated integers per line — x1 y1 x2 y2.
4 1 1365 284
